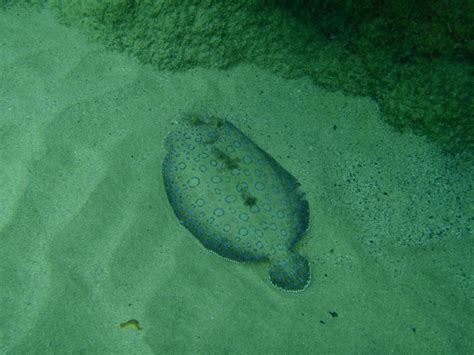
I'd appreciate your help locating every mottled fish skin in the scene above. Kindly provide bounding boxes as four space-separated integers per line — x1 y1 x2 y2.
162 113 310 291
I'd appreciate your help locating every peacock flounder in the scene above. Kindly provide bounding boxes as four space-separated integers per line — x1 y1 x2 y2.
162 113 311 291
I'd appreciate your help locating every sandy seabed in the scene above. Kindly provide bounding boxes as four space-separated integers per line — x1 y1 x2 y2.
0 7 472 354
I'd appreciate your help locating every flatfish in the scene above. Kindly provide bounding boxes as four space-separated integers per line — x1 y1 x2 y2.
162 113 310 291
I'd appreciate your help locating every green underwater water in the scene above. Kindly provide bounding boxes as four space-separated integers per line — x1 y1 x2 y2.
0 3 473 354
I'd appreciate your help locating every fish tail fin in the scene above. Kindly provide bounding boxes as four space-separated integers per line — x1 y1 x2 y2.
269 251 310 291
